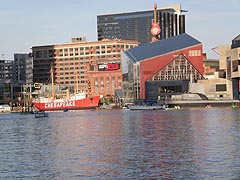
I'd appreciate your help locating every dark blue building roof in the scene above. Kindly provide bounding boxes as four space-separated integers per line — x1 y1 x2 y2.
124 33 201 62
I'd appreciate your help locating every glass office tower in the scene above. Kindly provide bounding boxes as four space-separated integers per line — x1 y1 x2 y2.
97 4 185 44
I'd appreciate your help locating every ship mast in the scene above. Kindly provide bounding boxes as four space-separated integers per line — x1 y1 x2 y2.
74 71 79 94
51 65 54 100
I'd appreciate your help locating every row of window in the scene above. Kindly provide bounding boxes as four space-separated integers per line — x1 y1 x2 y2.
55 55 120 61
33 44 135 59
58 50 121 57
0 74 12 78
189 50 201 56
57 79 122 91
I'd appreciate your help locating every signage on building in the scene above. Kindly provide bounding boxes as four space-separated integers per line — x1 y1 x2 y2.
34 82 41 89
151 20 161 36
98 63 120 71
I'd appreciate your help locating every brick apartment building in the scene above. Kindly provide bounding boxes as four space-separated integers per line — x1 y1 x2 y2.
32 38 138 97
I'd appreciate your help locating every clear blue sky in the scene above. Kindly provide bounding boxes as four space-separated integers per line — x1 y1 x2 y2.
0 0 239 60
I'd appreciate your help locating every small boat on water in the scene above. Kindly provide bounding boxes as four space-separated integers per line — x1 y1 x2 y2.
128 104 165 110
127 99 166 110
0 104 11 113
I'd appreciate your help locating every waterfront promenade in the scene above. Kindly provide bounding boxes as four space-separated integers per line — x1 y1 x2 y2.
166 99 240 107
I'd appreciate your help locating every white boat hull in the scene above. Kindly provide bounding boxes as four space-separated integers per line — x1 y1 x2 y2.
128 105 165 110
0 104 11 113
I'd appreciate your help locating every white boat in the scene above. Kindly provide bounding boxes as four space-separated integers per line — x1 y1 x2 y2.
0 104 11 113
128 104 165 110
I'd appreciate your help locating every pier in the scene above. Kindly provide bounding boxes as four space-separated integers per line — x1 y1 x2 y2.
166 99 240 107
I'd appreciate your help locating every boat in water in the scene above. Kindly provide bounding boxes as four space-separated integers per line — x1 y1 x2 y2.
32 65 100 111
0 104 11 113
33 92 100 111
128 104 165 110
127 99 166 110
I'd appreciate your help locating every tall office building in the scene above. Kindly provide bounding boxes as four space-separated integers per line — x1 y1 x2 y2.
0 60 14 103
97 4 186 44
0 60 14 84
13 53 33 84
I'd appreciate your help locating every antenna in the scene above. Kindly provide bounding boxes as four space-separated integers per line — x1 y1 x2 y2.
211 47 219 55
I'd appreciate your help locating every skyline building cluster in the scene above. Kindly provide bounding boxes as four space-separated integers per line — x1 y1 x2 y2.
0 3 239 105
97 4 185 44
31 3 186 100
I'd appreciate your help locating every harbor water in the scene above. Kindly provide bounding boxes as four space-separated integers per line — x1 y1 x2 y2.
0 107 240 179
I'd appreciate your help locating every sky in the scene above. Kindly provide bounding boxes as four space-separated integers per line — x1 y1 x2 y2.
0 0 239 60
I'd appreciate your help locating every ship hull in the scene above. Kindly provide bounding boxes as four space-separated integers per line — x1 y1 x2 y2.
33 96 100 111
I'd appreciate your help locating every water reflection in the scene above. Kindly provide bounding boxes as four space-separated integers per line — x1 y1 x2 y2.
0 108 240 179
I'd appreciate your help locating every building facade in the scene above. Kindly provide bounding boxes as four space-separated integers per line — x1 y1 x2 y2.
202 53 220 76
32 38 138 97
123 33 204 100
197 55 231 100
97 4 185 44
13 53 33 84
219 34 240 100
0 60 14 84
0 57 34 104
0 60 14 103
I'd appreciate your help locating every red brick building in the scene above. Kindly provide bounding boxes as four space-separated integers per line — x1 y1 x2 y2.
32 38 138 97
123 33 204 100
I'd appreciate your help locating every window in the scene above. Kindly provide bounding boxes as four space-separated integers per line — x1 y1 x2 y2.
112 77 115 91
216 84 227 91
226 57 231 77
158 86 182 93
232 60 239 72
189 50 201 56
